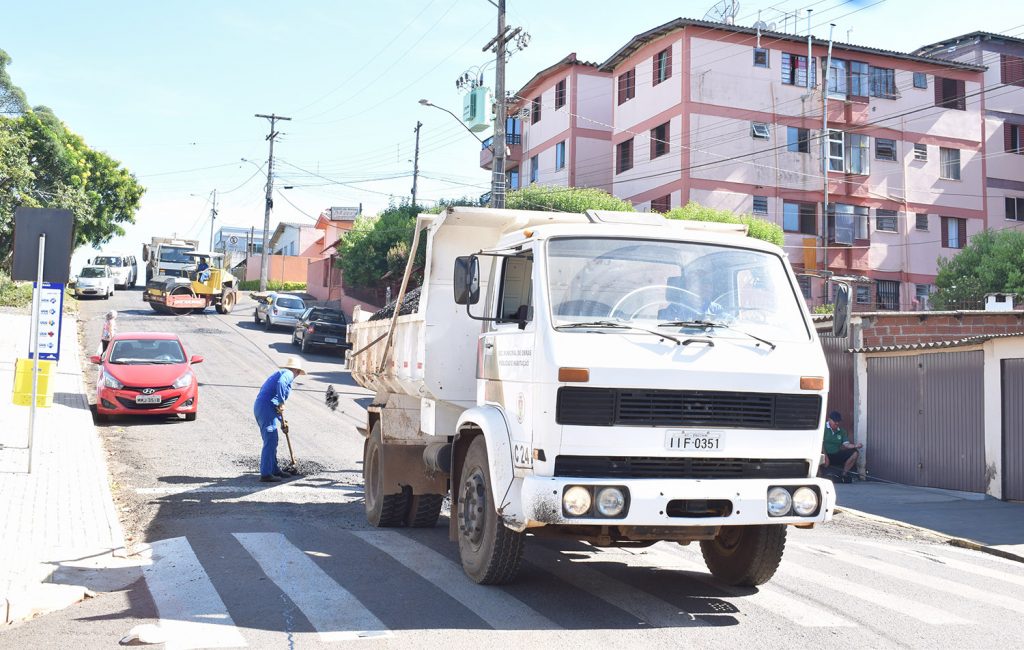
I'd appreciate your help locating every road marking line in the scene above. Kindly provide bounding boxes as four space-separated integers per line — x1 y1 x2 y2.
801 543 1024 615
233 533 390 642
641 544 857 628
144 537 248 650
352 531 560 630
843 539 1024 589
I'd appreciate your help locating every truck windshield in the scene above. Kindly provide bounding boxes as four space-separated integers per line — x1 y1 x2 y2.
159 247 194 264
93 256 123 267
546 237 810 343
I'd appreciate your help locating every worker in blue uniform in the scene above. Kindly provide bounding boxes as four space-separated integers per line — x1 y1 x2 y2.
253 356 305 482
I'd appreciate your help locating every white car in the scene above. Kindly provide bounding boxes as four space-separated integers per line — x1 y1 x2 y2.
254 293 306 330
91 254 138 289
74 266 115 299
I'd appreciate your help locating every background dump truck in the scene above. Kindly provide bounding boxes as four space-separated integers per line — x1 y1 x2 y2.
347 207 837 587
142 237 199 282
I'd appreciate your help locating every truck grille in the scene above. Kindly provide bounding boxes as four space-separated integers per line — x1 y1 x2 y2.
554 456 809 480
556 387 821 430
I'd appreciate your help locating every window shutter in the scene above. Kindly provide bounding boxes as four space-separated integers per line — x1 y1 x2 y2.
1007 124 1015 153
617 75 626 104
941 217 949 247
957 218 967 248
666 46 672 81
1002 55 1010 84
934 78 943 106
956 80 966 110
652 54 658 86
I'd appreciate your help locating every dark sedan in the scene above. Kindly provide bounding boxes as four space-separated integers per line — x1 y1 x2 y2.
291 306 349 354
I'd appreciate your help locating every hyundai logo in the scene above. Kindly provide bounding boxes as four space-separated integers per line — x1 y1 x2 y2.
141 388 155 395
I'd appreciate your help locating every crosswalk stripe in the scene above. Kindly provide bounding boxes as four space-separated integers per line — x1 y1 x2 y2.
144 537 248 650
233 533 390 642
642 545 857 628
352 531 560 630
801 543 1024 615
844 539 1024 590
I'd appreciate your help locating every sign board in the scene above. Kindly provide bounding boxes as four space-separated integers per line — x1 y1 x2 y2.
29 282 65 361
11 208 75 283
330 206 360 220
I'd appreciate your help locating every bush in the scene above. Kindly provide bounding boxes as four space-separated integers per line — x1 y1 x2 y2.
0 271 33 307
237 280 306 292
813 303 835 314
664 201 784 246
506 185 634 213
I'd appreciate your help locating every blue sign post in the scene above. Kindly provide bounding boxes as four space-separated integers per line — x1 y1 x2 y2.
28 282 64 362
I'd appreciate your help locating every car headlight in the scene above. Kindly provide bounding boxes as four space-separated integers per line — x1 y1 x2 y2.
596 487 626 517
792 487 819 516
102 370 124 389
767 486 793 517
563 486 592 517
172 371 194 389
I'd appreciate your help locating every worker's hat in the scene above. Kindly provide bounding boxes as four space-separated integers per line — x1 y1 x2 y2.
281 356 306 376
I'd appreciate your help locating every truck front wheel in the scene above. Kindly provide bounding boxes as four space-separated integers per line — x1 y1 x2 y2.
700 524 787 587
457 436 524 585
363 423 409 527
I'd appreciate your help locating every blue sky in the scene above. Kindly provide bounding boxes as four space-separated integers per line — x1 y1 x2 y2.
1 0 1019 267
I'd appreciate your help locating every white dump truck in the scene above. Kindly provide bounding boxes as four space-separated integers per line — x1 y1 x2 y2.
347 207 840 587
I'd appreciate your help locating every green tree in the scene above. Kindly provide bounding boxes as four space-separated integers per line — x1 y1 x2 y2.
0 119 37 256
336 201 424 290
506 185 635 212
0 49 28 115
664 201 784 246
932 229 1024 309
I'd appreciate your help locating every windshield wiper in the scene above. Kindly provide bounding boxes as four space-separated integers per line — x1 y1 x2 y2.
659 320 776 350
555 320 686 346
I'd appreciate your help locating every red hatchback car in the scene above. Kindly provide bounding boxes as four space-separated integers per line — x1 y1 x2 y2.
90 332 203 422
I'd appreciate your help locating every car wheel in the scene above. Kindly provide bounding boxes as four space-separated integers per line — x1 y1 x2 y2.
291 332 299 346
254 310 260 324
264 315 272 331
301 336 309 353
184 412 197 422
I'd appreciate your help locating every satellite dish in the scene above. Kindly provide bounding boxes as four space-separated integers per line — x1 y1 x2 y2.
703 0 740 25
766 22 776 31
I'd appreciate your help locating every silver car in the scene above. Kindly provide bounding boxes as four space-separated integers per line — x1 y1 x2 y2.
254 293 306 330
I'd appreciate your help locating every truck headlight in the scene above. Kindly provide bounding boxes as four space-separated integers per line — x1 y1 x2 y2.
563 486 592 517
792 487 819 516
596 487 626 517
767 487 792 517
102 370 124 389
172 371 194 389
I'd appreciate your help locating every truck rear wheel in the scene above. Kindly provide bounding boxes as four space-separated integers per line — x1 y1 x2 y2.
457 436 524 585
406 494 444 528
700 524 787 587
363 423 409 527
216 290 235 314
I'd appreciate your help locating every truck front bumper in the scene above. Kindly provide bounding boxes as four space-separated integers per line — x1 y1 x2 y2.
519 476 836 527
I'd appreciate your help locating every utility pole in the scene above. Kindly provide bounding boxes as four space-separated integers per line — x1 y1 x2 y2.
255 113 291 292
484 0 509 209
208 189 218 251
411 121 422 208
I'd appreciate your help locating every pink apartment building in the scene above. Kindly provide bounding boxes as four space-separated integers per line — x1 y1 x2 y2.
496 19 994 310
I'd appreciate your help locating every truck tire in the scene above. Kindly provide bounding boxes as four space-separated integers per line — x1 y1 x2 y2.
457 436 524 584
406 494 444 528
363 423 409 527
700 524 787 587
216 290 236 314
145 268 152 283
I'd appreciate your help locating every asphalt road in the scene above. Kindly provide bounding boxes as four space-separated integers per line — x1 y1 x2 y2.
4 287 1024 648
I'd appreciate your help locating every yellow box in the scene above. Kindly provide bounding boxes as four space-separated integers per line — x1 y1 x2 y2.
12 358 55 408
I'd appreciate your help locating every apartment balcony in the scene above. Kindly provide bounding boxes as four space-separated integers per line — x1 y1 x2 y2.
480 133 523 170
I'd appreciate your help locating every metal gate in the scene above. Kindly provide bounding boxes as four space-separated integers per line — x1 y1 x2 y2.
867 351 985 492
1003 359 1024 501
820 332 853 427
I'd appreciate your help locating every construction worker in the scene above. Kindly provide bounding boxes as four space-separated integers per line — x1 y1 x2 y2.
253 356 305 482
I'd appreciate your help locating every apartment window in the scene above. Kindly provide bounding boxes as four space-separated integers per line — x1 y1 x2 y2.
828 131 870 175
554 79 566 110
616 138 633 174
531 96 542 124
915 284 931 309
787 126 810 153
875 138 896 161
1006 197 1024 221
753 47 769 68
752 195 769 215
797 275 812 299
941 216 966 249
915 213 929 231
913 72 928 89
617 68 636 105
507 169 520 190
876 280 900 311
751 122 771 140
651 195 671 213
781 52 816 87
856 285 871 304
650 122 670 159
935 77 966 110
555 141 566 171
1006 124 1023 154
530 155 539 183
869 66 897 99
827 130 845 172
875 209 898 232
828 59 848 97
939 147 961 180
829 203 868 245
653 47 672 85
914 143 928 161
1001 54 1024 86
783 201 816 235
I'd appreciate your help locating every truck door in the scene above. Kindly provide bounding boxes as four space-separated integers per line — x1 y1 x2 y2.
481 250 536 470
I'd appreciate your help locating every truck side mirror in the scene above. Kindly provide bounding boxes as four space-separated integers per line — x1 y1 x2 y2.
142 244 150 262
832 283 850 338
454 255 480 305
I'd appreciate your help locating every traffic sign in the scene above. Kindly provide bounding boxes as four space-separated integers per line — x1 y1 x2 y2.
29 282 65 362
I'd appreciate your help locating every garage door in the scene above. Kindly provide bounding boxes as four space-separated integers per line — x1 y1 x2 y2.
1004 359 1024 501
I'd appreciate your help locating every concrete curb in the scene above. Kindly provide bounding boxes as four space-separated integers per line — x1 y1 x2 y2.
835 505 1024 564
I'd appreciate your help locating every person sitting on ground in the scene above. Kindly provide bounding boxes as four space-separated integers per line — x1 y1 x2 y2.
821 410 862 482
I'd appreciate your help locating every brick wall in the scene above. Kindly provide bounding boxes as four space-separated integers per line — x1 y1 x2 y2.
859 312 1024 348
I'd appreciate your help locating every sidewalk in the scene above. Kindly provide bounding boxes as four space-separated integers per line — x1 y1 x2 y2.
835 481 1024 562
0 308 126 624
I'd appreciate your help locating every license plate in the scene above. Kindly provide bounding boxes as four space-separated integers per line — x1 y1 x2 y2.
148 289 161 295
324 337 338 343
135 395 162 404
665 429 724 451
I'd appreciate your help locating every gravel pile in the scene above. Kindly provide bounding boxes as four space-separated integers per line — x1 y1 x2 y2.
368 286 421 321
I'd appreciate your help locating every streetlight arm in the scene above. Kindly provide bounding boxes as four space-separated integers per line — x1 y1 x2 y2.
419 99 492 150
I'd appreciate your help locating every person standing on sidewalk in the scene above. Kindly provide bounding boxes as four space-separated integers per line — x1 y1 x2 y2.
253 357 305 483
101 311 117 354
822 410 862 482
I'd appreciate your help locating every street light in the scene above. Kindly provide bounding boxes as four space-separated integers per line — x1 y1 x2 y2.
419 99 491 150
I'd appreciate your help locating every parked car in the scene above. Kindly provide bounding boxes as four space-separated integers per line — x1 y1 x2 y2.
89 332 202 422
91 254 138 289
74 266 116 299
292 306 349 354
254 293 306 330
